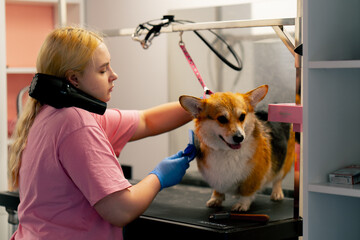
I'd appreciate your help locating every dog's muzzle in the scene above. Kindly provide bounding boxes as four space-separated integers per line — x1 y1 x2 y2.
219 134 243 150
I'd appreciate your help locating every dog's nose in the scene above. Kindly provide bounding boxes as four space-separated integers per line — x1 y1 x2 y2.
233 134 244 143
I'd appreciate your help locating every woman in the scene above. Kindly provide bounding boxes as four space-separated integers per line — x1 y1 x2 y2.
8 26 194 239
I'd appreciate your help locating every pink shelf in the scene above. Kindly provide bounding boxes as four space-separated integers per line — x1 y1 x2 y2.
5 3 54 136
6 3 54 67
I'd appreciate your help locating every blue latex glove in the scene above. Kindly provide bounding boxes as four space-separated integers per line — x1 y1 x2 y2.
150 151 190 190
150 130 198 190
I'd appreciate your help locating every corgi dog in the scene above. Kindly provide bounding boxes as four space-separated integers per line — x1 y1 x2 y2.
179 85 295 212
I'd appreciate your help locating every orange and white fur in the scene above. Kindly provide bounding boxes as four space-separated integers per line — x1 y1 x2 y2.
179 85 295 212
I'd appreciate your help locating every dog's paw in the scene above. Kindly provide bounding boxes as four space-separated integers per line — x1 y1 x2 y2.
271 180 285 201
270 189 284 201
206 198 223 208
231 202 251 212
231 196 254 212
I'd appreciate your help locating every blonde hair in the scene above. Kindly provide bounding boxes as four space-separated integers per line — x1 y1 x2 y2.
8 26 103 191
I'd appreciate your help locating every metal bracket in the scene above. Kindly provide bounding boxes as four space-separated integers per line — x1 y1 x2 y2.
272 25 296 57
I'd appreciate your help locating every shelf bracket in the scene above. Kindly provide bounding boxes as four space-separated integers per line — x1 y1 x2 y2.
272 25 296 57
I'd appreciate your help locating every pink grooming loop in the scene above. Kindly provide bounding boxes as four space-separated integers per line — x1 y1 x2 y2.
179 41 214 97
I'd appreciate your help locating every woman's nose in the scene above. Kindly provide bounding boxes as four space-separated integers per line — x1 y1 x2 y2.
111 72 118 82
109 67 118 82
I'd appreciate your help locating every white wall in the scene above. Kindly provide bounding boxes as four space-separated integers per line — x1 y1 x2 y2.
85 0 296 180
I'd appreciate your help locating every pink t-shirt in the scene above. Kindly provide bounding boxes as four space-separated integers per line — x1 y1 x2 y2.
11 105 140 240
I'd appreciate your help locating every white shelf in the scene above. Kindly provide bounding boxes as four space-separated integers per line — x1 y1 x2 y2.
308 182 360 198
6 67 36 74
304 1 360 238
308 60 360 69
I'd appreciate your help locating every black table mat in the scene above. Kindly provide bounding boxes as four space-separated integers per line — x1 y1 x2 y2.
140 183 295 230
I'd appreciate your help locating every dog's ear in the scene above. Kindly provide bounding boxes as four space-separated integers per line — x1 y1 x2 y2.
179 95 203 118
245 85 269 107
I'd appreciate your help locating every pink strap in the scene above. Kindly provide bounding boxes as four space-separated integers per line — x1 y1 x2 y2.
179 42 214 97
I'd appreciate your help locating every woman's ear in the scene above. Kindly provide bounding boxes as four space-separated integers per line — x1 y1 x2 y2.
66 70 79 88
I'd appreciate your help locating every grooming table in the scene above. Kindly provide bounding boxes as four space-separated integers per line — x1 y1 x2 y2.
124 182 302 240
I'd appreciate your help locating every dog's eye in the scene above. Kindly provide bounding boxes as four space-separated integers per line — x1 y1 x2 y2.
217 116 228 124
239 113 246 122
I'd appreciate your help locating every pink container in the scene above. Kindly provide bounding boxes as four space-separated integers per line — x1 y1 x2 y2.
268 103 303 132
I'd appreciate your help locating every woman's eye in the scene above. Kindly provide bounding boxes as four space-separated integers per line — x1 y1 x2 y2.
239 113 246 122
100 68 108 74
217 116 228 124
